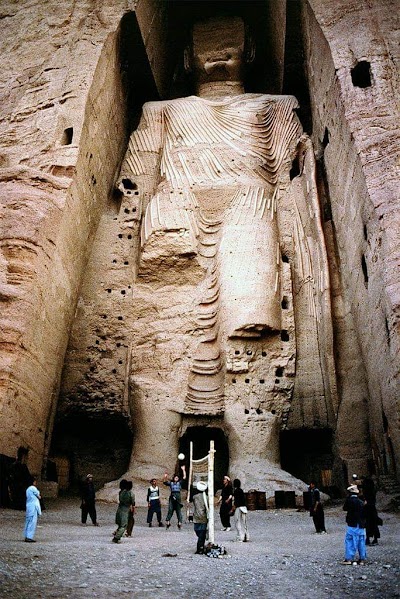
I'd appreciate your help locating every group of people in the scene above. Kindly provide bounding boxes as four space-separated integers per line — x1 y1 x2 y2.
19 460 382 563
308 474 382 566
191 475 250 554
79 464 248 553
217 476 249 542
110 465 249 553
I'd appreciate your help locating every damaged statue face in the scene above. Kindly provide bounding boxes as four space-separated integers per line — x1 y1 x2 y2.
191 16 245 85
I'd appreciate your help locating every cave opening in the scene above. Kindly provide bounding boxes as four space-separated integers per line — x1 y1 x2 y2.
179 426 229 492
351 61 372 88
50 414 133 492
280 428 337 494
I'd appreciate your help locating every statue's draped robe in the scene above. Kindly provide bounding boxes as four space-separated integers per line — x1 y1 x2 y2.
118 94 336 422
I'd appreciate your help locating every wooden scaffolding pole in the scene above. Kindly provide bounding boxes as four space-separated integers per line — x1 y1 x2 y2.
188 441 194 498
208 440 215 544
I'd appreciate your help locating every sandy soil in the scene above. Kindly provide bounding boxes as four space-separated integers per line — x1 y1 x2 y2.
0 498 399 599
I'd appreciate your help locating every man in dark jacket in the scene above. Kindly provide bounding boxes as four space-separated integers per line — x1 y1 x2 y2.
309 481 326 533
233 478 249 542
342 484 367 565
192 481 209 554
80 474 99 526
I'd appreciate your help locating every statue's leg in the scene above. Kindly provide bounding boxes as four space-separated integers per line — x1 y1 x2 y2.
219 186 281 338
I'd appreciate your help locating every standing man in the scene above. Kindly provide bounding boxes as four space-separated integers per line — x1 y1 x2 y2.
146 478 163 527
24 476 41 543
80 474 99 526
342 484 367 565
309 481 327 534
218 476 233 532
192 480 209 554
163 465 186 529
232 479 250 542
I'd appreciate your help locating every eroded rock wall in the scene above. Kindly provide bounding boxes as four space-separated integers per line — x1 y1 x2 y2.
304 0 400 478
0 0 138 472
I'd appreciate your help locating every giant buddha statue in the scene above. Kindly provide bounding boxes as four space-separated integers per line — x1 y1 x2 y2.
116 15 337 490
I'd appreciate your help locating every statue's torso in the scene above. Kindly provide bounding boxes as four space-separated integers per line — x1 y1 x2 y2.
137 94 301 193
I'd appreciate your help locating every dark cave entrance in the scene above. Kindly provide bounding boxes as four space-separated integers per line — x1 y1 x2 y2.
280 428 336 494
50 414 132 492
179 427 229 494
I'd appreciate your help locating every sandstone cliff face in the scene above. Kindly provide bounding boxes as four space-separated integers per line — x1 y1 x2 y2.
0 0 135 473
305 0 400 478
0 0 398 493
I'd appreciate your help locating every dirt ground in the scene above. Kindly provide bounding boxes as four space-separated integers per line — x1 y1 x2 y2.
0 497 399 599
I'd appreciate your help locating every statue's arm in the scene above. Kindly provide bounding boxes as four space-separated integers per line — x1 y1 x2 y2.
116 101 164 217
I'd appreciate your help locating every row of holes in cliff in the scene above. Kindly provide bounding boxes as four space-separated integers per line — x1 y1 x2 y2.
232 378 284 385
244 408 276 415
104 288 131 295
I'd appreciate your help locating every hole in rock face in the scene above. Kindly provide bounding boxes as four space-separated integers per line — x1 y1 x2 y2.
351 61 372 88
385 317 390 345
275 366 284 377
322 127 329 148
281 297 289 310
61 127 73 145
282 254 289 263
281 330 289 342
290 154 300 180
361 254 369 286
121 178 137 190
